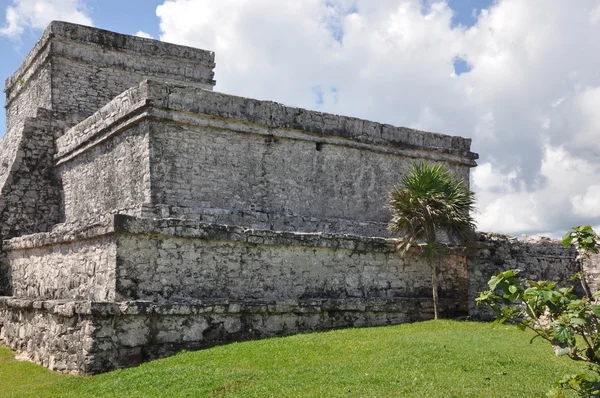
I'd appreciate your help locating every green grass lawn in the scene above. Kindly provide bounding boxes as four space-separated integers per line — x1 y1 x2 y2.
0 320 590 397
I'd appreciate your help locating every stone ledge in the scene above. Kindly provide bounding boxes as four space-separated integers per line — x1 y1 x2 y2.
47 21 215 64
115 215 398 252
0 296 460 317
3 215 116 251
55 80 478 164
3 214 399 253
4 215 473 255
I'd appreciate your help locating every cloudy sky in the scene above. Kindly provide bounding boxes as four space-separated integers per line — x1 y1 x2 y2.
1 0 599 238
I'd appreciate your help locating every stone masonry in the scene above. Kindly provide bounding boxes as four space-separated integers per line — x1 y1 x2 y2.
0 21 589 375
0 21 478 373
0 21 215 296
467 233 581 320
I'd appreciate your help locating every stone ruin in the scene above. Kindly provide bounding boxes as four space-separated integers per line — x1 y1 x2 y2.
0 22 594 374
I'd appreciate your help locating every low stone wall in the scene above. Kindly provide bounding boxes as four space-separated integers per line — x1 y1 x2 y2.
468 233 579 320
115 217 468 303
9 236 117 301
1 214 469 374
5 215 469 307
0 296 462 374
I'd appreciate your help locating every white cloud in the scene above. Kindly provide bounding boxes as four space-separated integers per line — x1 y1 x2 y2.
0 0 92 38
570 87 600 156
154 1 600 236
572 185 600 218
590 4 600 25
474 145 600 236
135 31 154 39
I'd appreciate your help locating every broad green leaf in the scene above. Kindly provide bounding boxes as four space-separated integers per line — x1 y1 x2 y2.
540 290 553 303
488 276 501 291
561 231 573 247
501 270 517 277
590 305 600 317
554 325 573 343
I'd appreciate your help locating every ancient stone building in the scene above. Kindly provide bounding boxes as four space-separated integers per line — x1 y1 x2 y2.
0 22 587 374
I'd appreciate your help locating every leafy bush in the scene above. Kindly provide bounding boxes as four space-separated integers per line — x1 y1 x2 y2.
477 226 600 397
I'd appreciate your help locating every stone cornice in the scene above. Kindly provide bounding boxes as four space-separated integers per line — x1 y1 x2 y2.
55 80 479 167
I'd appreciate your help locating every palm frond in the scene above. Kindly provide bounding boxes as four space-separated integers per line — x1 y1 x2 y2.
388 162 477 257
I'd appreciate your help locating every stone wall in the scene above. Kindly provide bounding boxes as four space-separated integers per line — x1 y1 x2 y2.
0 296 462 374
115 218 468 303
4 43 53 136
0 110 71 295
0 111 65 238
468 233 580 320
0 21 217 294
9 236 116 301
59 123 151 223
55 80 477 236
5 215 468 307
580 252 600 294
148 121 452 236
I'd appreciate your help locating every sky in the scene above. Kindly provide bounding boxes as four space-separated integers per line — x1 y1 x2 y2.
1 0 600 238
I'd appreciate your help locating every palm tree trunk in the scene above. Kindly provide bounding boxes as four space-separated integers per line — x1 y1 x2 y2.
431 262 439 320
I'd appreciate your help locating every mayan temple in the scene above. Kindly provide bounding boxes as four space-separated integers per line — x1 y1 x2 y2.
0 21 588 374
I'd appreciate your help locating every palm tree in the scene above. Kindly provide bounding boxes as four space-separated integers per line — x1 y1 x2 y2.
388 162 476 320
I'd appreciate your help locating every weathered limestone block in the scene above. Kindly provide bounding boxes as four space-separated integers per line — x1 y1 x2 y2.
468 232 579 320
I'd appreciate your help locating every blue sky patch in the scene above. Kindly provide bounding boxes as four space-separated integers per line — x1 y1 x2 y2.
312 86 339 107
313 86 325 106
324 1 358 44
446 0 494 28
422 0 494 28
453 56 472 76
